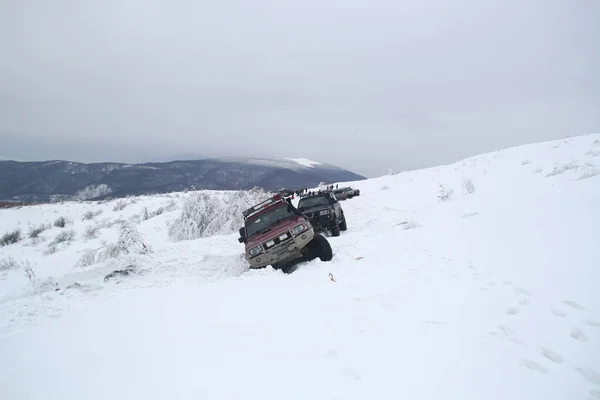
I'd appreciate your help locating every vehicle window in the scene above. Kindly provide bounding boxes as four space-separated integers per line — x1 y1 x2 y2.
298 195 330 209
245 204 295 238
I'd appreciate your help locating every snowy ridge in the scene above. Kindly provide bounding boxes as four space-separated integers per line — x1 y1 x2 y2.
282 157 323 168
0 134 599 400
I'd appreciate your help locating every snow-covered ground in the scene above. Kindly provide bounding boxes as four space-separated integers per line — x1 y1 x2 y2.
1 134 599 400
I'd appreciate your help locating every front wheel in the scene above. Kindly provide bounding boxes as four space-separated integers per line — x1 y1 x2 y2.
308 233 333 261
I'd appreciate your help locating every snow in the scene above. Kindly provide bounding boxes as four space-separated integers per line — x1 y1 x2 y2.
1 134 599 399
283 157 323 167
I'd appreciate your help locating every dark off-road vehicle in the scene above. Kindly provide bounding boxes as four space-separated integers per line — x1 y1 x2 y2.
297 191 347 237
332 186 360 200
238 194 333 272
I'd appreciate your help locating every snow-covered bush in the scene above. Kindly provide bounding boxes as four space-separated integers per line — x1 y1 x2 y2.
578 164 599 180
77 222 152 268
1 229 21 246
462 178 475 194
54 216 68 228
75 184 112 201
546 161 579 177
437 184 454 201
142 201 177 221
168 188 271 241
402 219 421 230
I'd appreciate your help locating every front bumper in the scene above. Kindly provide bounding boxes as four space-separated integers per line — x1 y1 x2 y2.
246 227 315 268
306 214 335 231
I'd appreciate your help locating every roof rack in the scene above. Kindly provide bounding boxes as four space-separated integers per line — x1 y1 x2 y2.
242 194 286 220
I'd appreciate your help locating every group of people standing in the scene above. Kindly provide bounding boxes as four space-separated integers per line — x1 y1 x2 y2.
291 184 339 199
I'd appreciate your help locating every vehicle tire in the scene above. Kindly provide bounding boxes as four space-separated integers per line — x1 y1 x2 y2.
340 215 347 231
312 234 333 261
330 222 341 237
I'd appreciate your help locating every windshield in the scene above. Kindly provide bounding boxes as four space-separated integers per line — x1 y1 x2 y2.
298 195 330 209
245 204 295 238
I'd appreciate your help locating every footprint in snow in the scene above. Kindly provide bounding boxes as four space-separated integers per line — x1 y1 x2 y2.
540 347 564 364
520 360 549 374
574 367 600 385
584 319 600 328
590 390 600 400
514 287 532 297
570 327 588 342
507 308 519 315
563 300 588 311
551 308 567 317
323 350 338 359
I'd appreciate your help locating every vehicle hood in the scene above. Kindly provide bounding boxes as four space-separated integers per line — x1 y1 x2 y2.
245 215 305 247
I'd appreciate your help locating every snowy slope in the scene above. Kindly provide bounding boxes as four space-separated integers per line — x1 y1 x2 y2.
0 134 599 400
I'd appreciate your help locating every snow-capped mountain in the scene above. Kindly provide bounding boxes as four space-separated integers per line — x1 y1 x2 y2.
0 134 598 400
0 157 365 203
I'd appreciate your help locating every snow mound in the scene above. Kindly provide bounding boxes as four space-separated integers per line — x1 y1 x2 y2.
0 133 599 400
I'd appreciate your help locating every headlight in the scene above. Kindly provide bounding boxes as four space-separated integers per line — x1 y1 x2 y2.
265 240 275 248
291 224 306 235
319 210 329 215
248 246 262 257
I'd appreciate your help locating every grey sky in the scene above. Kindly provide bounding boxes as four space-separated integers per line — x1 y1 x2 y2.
1 0 599 177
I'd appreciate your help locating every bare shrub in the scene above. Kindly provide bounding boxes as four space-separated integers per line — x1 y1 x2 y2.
1 229 22 246
82 209 103 221
54 216 68 228
19 259 36 281
50 229 76 246
0 256 18 271
45 244 58 255
84 225 100 239
0 257 36 279
168 188 271 241
113 199 128 211
28 223 50 239
461 178 475 194
437 184 454 201
107 218 127 228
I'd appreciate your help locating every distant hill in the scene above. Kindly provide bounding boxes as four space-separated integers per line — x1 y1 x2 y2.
0 157 366 203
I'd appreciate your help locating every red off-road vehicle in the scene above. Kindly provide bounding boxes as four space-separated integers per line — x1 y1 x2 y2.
238 194 333 272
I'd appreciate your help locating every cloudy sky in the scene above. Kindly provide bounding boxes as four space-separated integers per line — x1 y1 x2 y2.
1 0 598 177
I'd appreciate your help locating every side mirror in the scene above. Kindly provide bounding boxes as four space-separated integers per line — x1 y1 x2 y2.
238 236 245 243
238 227 246 243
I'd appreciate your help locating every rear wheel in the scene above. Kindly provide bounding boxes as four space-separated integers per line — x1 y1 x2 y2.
340 214 347 231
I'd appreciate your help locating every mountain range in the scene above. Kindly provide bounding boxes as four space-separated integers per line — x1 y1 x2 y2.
0 157 366 203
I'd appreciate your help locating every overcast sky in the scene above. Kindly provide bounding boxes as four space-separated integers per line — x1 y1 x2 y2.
1 0 599 177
